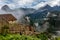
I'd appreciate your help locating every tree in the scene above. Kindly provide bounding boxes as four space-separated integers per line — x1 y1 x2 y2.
47 16 57 34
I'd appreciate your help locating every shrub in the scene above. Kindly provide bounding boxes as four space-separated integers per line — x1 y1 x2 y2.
0 34 40 40
36 33 48 40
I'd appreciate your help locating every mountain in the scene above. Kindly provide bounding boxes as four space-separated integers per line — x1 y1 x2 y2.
1 5 36 22
26 10 48 20
52 6 60 11
1 4 60 22
39 4 60 11
26 4 60 22
40 4 51 10
1 4 60 32
25 4 60 32
1 5 12 12
26 5 51 19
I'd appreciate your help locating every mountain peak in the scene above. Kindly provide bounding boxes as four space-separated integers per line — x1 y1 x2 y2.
45 4 51 7
1 5 11 11
40 4 51 9
3 5 9 7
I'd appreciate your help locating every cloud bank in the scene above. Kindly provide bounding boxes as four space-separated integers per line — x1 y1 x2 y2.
0 0 36 9
33 0 60 9
0 0 60 9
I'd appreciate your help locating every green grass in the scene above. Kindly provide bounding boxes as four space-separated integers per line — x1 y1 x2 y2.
0 34 40 40
0 33 60 40
56 37 60 40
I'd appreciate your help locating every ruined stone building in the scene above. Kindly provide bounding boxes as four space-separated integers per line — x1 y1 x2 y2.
0 14 37 35
0 14 17 24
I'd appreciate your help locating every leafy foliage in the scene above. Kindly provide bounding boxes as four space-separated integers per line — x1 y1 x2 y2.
0 33 59 40
56 37 60 40
36 33 48 40
0 34 40 40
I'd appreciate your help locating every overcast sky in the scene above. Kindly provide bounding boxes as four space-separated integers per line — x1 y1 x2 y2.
0 0 60 9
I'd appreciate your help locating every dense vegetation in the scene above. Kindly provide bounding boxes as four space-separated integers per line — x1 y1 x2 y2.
0 33 60 40
0 25 59 40
0 34 40 40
